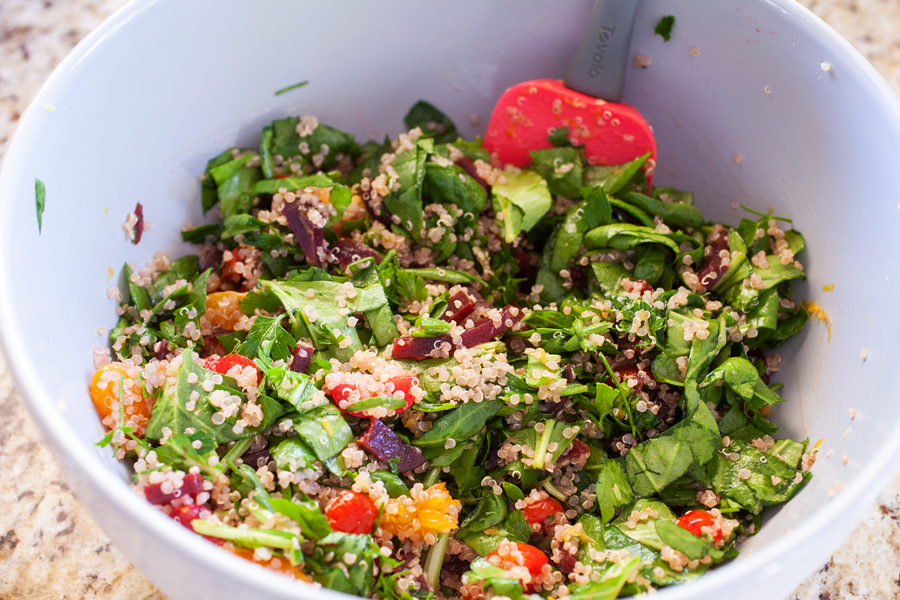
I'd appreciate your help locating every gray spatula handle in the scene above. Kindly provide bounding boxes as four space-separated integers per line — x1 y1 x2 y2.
564 0 639 103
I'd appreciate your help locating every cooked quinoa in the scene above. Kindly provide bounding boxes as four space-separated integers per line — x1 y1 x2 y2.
90 100 813 598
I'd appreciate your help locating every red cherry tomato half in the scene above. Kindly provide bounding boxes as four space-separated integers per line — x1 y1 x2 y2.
328 376 419 417
208 354 262 385
220 256 243 285
486 542 548 576
521 498 564 525
676 509 723 542
325 491 378 535
385 376 419 413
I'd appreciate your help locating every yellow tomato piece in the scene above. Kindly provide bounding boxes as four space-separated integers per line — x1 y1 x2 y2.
205 291 247 330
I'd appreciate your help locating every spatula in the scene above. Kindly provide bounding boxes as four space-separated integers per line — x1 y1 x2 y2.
483 0 656 186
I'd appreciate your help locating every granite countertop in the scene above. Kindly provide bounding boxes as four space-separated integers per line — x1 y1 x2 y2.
0 1 898 598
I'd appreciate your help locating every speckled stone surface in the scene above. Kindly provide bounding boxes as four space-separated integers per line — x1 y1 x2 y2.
1 1 899 598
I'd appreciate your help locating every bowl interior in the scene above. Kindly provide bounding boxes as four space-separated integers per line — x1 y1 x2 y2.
2 0 900 598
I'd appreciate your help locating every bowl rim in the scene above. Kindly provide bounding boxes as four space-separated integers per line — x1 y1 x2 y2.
2 0 900 598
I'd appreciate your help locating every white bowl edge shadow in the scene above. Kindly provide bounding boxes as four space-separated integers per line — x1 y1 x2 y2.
1 0 900 599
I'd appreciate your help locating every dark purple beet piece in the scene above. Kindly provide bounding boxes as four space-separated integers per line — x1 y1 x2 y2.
282 201 324 267
392 305 523 360
133 202 144 245
454 156 490 192
357 419 426 472
143 473 205 505
391 335 453 360
458 305 523 347
695 226 730 292
331 239 382 271
361 186 393 227
290 343 315 374
441 290 475 324
153 339 170 361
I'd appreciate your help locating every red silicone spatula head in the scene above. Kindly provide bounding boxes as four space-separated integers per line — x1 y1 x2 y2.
484 78 656 182
483 1 656 187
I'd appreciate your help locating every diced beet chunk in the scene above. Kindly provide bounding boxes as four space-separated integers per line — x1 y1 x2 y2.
290 343 315 374
143 472 206 506
282 201 325 267
391 305 523 360
133 202 145 245
458 305 523 347
357 419 426 472
695 226 730 292
442 291 475 324
331 239 383 271
391 335 453 360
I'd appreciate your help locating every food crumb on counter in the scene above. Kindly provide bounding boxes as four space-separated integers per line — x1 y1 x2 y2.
690 47 701 57
827 481 845 497
860 349 868 360
733 153 742 164
848 407 857 419
843 428 852 439
822 283 835 291
842 455 849 466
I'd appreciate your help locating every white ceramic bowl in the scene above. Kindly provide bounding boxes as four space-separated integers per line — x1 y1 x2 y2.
2 1 899 598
